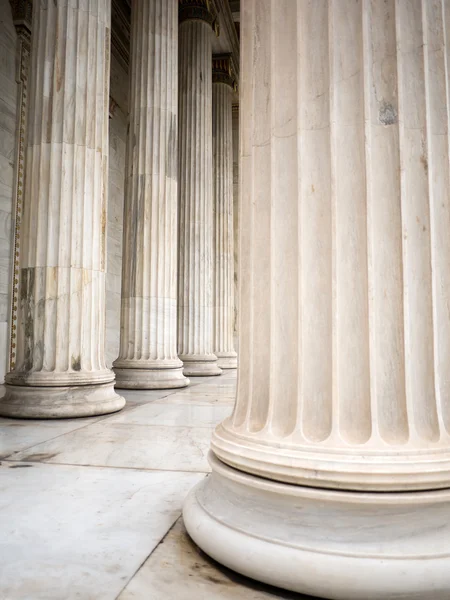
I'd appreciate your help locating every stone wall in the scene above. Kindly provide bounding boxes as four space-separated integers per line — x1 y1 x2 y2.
106 56 128 368
0 2 17 383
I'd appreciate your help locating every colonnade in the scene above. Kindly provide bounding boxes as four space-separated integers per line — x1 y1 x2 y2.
0 0 238 417
3 0 450 597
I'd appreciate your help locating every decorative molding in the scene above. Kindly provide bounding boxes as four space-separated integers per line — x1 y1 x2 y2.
213 53 237 91
232 103 239 115
9 0 32 44
109 96 119 119
111 0 131 72
179 0 220 35
213 0 240 81
9 0 32 371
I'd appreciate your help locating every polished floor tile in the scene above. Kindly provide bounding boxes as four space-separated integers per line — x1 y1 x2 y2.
11 421 216 472
0 462 204 600
161 392 235 405
0 416 103 459
115 387 178 407
167 384 236 395
109 402 233 428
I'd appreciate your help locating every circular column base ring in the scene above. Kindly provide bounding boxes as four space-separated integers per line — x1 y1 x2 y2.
0 381 125 419
179 355 222 377
183 452 450 600
113 366 189 390
216 352 238 369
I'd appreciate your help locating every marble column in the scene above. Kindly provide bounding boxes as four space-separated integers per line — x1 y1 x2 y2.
0 0 125 418
177 0 221 377
184 1 450 597
113 0 188 390
212 55 237 370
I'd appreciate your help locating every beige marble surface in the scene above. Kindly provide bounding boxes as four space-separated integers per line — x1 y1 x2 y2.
0 462 204 600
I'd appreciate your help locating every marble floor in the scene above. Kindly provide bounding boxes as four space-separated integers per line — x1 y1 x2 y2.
0 371 314 600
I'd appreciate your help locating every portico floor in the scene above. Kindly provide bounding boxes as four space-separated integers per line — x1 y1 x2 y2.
0 371 312 600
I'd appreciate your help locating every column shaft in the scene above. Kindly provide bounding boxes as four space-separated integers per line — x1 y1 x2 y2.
113 0 188 389
0 0 124 418
232 105 239 353
213 77 237 369
177 9 221 377
212 0 450 492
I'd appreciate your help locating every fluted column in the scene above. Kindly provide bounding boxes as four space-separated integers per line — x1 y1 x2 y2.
184 1 450 597
0 0 125 418
177 0 221 377
212 55 238 370
8 0 32 377
113 0 188 390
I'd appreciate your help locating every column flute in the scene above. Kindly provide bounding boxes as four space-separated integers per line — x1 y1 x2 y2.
212 54 238 370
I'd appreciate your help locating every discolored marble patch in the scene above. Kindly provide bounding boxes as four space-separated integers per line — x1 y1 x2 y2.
118 518 314 600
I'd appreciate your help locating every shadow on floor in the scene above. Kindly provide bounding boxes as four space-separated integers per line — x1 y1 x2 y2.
185 528 319 599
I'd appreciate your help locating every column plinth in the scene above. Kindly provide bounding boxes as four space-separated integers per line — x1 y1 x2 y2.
212 56 238 370
177 0 222 377
0 0 124 418
112 0 188 390
184 1 450 596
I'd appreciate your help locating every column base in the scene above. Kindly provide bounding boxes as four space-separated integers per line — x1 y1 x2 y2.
113 366 189 390
215 352 238 369
184 452 450 600
179 355 222 377
0 381 125 419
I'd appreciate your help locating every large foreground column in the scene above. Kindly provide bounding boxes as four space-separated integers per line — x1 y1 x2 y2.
212 55 238 370
0 0 125 418
184 1 450 597
177 0 221 377
113 0 188 390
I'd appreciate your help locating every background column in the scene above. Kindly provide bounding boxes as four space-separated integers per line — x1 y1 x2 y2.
113 0 188 390
177 0 221 377
0 0 125 418
212 55 238 370
184 1 450 597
